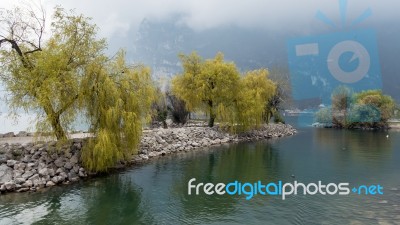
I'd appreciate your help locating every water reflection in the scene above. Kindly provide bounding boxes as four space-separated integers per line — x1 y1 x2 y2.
170 142 284 223
313 128 393 172
0 175 152 225
82 176 150 225
313 128 393 152
0 129 399 224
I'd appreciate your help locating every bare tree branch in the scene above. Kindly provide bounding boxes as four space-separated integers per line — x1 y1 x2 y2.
0 3 46 68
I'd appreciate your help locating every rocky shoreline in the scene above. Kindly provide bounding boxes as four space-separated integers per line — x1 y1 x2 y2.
0 123 296 194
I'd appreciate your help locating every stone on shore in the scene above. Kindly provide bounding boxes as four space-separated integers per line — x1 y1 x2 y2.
16 131 28 137
0 124 296 194
3 132 15 138
0 164 13 184
4 181 16 191
46 181 56 187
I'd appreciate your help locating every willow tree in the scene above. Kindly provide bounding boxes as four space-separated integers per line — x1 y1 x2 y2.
172 52 277 131
0 6 155 172
236 69 276 130
0 7 106 140
172 52 240 127
81 51 155 172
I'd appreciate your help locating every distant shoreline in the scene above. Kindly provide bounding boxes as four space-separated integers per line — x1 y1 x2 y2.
311 118 400 130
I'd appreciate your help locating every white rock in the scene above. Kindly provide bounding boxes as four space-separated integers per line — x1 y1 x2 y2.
28 174 40 182
54 159 65 168
140 154 149 160
56 168 64 175
46 181 55 187
26 162 35 170
5 181 16 190
22 180 33 188
48 168 55 177
148 152 157 158
64 162 73 170
78 171 87 177
6 160 18 167
0 164 13 184
59 172 68 180
38 168 49 176
51 176 60 184
21 171 34 179
15 177 26 184
70 154 79 164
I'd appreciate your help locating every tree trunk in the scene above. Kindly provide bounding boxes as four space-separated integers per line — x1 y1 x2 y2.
43 100 67 140
162 120 168 129
50 114 67 140
265 111 271 124
208 114 216 127
208 100 215 127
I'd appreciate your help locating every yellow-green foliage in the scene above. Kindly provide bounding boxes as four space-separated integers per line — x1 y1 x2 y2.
315 88 396 128
82 130 119 172
172 52 203 111
1 7 156 172
236 69 276 130
172 52 276 131
172 52 240 127
354 89 395 122
81 51 155 172
0 7 106 140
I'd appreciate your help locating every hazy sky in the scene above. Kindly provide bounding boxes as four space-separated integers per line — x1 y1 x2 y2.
1 0 399 131
1 0 399 40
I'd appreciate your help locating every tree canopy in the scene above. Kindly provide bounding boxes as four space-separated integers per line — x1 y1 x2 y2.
172 52 241 127
236 69 276 130
315 88 396 129
0 7 106 140
0 6 155 171
172 52 276 131
331 85 353 126
81 51 155 172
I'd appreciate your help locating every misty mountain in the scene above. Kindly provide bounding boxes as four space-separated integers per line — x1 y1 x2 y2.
125 17 289 77
118 17 400 103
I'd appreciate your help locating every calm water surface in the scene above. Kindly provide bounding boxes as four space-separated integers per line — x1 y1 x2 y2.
0 128 399 225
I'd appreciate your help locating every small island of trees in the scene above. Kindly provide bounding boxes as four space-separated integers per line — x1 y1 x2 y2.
314 86 397 129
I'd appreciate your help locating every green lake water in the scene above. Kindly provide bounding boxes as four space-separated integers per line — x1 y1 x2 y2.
0 128 399 225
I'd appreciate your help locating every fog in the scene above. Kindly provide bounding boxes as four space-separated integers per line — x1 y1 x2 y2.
0 0 399 132
1 0 399 39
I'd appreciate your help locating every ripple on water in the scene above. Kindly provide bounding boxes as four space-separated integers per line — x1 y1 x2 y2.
0 199 50 225
0 129 399 224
